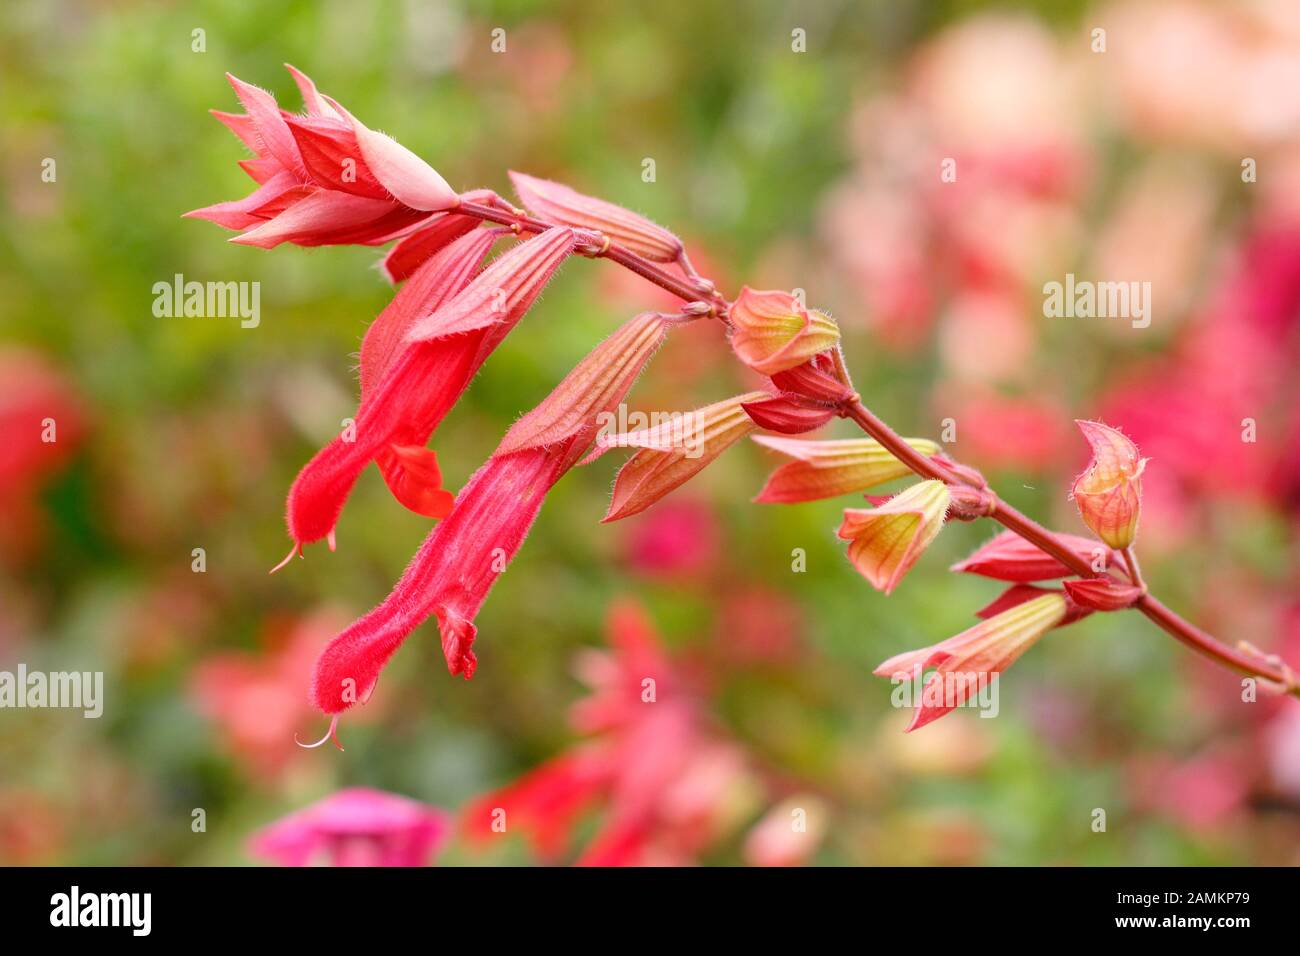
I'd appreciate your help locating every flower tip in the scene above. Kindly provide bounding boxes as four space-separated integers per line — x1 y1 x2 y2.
269 543 303 575
294 714 344 751
326 528 337 553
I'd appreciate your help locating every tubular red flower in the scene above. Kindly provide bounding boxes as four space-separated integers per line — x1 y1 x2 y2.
186 66 458 248
284 228 574 549
309 308 672 713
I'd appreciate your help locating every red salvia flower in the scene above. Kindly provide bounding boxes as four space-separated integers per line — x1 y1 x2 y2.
186 66 459 248
308 311 672 714
281 227 575 557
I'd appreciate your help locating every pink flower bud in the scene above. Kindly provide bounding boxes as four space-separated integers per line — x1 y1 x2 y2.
728 288 840 376
509 171 684 262
1071 420 1147 549
951 529 1118 582
740 395 835 434
1062 577 1145 612
599 392 768 522
769 352 855 404
752 436 940 504
946 484 997 520
837 480 950 594
874 592 1070 731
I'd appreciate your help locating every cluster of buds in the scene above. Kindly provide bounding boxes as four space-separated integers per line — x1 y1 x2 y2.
748 414 1154 730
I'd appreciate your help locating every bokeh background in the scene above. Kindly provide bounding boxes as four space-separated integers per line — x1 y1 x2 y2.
3 0 1299 865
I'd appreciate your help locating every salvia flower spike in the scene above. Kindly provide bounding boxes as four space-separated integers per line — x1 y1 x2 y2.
728 287 840 376
1071 420 1148 550
187 67 1299 746
874 592 1070 731
837 480 950 594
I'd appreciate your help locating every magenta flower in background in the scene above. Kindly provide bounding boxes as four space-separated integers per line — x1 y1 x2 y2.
248 788 450 867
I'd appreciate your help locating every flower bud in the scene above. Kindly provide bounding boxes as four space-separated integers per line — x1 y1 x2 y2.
740 394 835 434
769 352 855 404
753 436 940 504
874 592 1069 731
1062 577 1145 612
728 288 840 376
599 392 767 522
1071 420 1147 549
509 171 683 263
952 529 1118 582
946 484 997 520
837 480 949 594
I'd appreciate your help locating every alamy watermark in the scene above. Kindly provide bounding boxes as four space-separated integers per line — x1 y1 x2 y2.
152 273 260 328
889 667 1000 719
1043 273 1151 329
596 405 705 458
0 664 103 718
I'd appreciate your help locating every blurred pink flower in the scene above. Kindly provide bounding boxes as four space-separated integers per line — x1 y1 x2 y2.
716 587 804 665
1130 750 1250 832
622 498 720 578
742 797 826 867
461 601 758 865
249 788 450 867
930 385 1069 473
0 349 85 562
